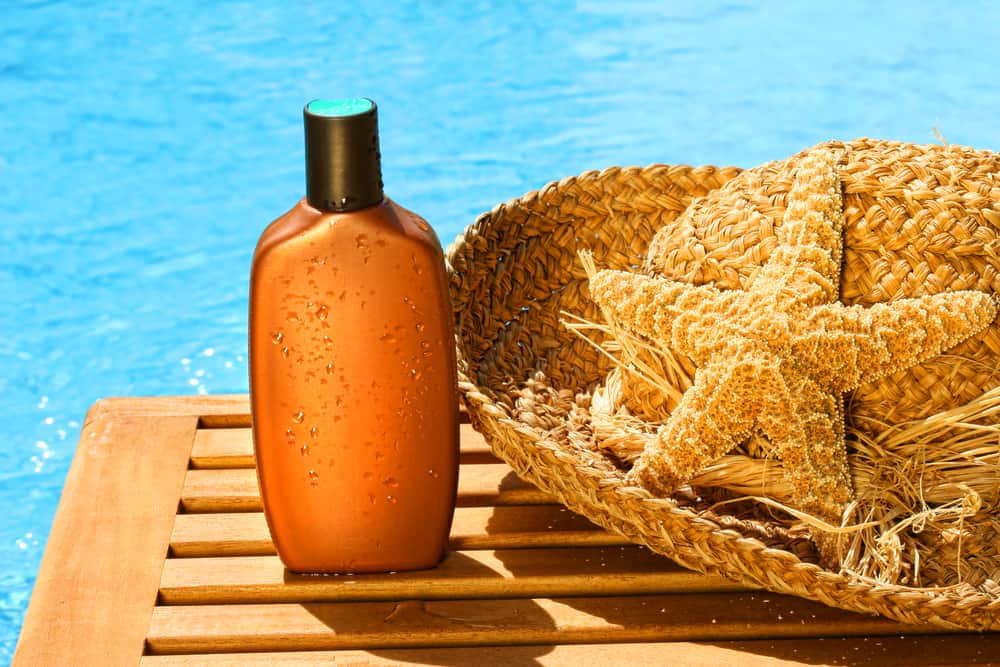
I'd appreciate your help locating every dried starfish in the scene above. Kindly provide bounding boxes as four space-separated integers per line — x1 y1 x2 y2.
588 149 997 564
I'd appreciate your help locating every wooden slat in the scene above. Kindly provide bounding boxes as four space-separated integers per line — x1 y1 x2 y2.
189 429 254 468
196 399 469 428
13 399 199 666
190 424 497 469
170 513 275 557
72 394 250 419
181 463 551 512
170 505 628 557
145 593 933 655
138 634 1000 667
158 547 745 604
180 469 262 512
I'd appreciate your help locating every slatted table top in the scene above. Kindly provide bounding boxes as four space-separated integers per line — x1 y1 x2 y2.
13 395 1000 666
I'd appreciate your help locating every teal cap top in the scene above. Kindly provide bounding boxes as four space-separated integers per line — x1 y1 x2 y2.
306 98 374 118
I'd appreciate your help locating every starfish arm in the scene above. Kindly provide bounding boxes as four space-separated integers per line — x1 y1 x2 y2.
588 269 738 360
793 290 997 392
776 149 845 267
758 376 853 568
626 358 760 495
748 149 845 307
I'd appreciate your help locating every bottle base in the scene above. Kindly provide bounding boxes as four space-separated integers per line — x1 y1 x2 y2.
279 549 447 575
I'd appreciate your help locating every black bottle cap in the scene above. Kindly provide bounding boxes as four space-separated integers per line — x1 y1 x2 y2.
304 98 384 212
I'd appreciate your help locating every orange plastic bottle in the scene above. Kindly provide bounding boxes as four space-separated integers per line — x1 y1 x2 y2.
249 98 458 573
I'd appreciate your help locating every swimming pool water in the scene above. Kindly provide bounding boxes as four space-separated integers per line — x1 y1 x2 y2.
2 0 999 659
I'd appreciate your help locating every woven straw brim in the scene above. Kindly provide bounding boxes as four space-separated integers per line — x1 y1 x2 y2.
446 146 1000 630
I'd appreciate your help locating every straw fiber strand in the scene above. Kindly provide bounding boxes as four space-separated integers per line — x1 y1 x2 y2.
448 138 1000 630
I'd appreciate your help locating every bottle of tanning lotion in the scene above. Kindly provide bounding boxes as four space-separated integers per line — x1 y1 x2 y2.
249 98 459 573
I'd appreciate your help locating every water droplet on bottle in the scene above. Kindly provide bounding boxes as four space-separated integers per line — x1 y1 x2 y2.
428 469 439 478
271 331 285 344
285 429 296 445
316 305 328 321
292 410 305 423
281 347 290 358
326 363 335 375
374 451 385 462
410 368 421 381
415 322 425 333
310 426 319 440
386 495 398 505
368 493 376 504
379 332 396 343
308 470 320 486
322 335 333 349
300 443 309 456
402 296 410 303
382 477 399 487
355 234 368 248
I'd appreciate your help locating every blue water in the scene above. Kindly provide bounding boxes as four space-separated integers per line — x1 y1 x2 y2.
2 0 999 659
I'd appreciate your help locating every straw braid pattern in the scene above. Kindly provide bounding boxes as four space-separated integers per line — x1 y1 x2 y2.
447 140 1000 630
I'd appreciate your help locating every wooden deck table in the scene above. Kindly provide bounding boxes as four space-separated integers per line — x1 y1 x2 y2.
13 395 1000 665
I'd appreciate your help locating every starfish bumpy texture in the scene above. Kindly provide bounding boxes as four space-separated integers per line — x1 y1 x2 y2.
588 149 997 564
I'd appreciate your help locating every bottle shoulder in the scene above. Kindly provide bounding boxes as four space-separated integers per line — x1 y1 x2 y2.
253 198 444 268
384 199 446 259
252 198 326 264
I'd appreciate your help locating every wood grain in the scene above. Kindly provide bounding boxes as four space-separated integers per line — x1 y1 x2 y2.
158 547 746 604
137 635 1000 667
12 398 199 666
145 593 933 655
170 505 628 557
181 463 552 512
190 424 497 469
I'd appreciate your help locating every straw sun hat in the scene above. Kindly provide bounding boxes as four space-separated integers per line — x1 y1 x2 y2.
447 138 1000 629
